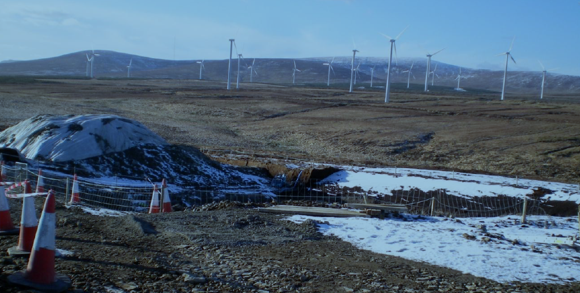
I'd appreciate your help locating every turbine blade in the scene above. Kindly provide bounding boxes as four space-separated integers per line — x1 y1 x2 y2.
538 60 545 70
508 36 515 52
495 52 507 57
395 25 409 40
294 60 297 69
410 61 415 70
432 48 445 56
380 33 393 40
331 57 335 64
510 55 516 64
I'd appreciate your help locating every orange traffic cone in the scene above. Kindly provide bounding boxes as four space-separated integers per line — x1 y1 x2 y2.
36 169 45 193
0 184 19 235
161 179 173 213
149 184 160 213
8 190 71 292
0 161 6 182
8 181 38 256
69 174 80 204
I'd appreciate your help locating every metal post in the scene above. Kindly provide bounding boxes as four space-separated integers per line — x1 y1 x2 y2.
227 39 234 90
521 197 528 224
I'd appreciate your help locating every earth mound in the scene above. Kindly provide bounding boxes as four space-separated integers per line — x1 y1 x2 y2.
0 114 167 162
0 115 272 189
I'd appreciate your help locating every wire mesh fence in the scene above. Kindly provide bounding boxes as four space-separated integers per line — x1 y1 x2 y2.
1 163 548 218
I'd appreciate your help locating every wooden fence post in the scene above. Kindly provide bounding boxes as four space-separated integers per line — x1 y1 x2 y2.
430 197 435 216
521 197 528 224
65 177 70 204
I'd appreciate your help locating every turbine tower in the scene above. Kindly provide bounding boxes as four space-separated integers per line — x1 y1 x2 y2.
349 49 359 93
354 63 361 85
381 26 408 103
248 59 258 82
497 37 516 101
127 58 132 78
236 53 244 89
401 61 415 89
227 39 235 90
538 61 557 100
197 60 205 80
292 60 301 84
455 67 463 90
430 63 439 86
322 58 335 86
423 48 445 92
370 65 376 87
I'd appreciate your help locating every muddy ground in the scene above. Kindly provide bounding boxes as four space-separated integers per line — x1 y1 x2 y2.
1 78 580 292
2 199 579 292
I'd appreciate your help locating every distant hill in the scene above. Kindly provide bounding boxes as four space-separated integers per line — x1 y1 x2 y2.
1 50 579 95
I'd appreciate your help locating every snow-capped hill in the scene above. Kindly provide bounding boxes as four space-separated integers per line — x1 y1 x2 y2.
0 114 168 162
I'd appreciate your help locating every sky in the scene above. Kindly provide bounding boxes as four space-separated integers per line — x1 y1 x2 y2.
0 0 579 76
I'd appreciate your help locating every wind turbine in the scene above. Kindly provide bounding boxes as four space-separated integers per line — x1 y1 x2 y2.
430 63 439 86
322 58 335 86
370 65 376 87
127 58 132 78
227 39 235 90
401 61 415 89
236 53 244 89
381 26 408 103
349 49 359 92
497 37 516 100
538 61 558 100
197 60 205 80
423 48 445 92
454 67 463 90
354 63 361 85
248 59 258 82
86 49 100 78
292 60 301 84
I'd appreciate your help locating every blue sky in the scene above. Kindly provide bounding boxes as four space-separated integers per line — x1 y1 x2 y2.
1 0 579 75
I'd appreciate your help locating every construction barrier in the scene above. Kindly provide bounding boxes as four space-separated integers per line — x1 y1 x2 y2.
8 190 71 292
8 180 39 256
0 184 19 235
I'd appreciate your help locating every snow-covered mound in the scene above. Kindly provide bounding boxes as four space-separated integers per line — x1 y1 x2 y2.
0 114 168 162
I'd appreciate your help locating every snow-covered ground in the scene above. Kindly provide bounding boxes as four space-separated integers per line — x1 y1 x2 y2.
320 166 580 202
288 214 580 284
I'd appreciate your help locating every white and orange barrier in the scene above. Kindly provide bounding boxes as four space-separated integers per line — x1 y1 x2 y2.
161 179 173 213
149 184 160 214
36 169 45 193
0 184 19 235
0 161 6 182
69 174 80 204
8 190 71 292
9 180 39 256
